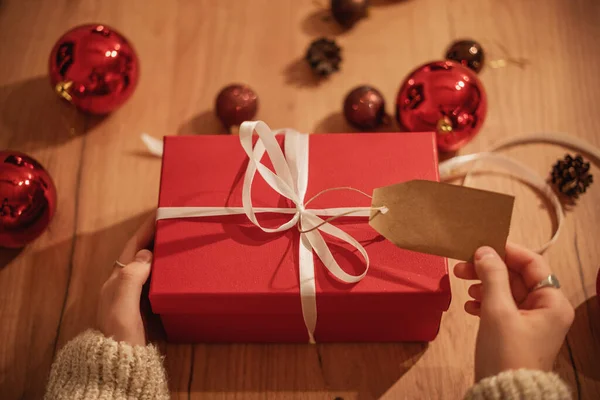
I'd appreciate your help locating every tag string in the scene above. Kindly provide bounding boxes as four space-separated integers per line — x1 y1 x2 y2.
304 186 374 206
298 186 388 234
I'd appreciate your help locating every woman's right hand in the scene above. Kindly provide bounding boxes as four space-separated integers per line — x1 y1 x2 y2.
455 243 574 381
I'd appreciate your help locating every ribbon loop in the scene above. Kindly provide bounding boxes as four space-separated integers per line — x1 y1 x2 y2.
240 122 300 233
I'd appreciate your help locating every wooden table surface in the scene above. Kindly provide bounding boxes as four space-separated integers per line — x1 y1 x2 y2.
1 1 600 399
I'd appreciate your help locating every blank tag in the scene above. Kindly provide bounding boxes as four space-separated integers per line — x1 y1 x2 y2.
369 180 514 260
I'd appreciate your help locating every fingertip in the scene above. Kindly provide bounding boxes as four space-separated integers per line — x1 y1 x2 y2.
464 300 481 316
135 249 153 264
474 246 498 261
468 283 482 300
506 241 527 253
116 250 153 285
454 262 478 280
453 262 465 276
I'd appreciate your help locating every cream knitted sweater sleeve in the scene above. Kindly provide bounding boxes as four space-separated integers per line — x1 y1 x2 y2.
45 330 169 400
464 369 572 400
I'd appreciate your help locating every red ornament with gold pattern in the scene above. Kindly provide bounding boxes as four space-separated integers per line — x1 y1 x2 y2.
395 61 487 152
0 151 57 248
48 24 139 114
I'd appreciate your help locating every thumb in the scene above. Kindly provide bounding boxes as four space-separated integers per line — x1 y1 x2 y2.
114 249 152 309
473 246 517 312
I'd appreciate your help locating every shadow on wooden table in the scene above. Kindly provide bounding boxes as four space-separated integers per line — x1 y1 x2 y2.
561 296 600 383
300 0 412 38
166 341 426 399
313 111 400 134
283 58 324 89
0 247 22 269
177 110 227 135
371 0 414 6
300 9 346 38
0 76 106 151
0 211 154 399
55 211 156 343
313 112 353 133
438 150 458 163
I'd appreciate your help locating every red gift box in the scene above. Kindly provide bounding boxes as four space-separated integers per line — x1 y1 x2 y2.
150 123 451 343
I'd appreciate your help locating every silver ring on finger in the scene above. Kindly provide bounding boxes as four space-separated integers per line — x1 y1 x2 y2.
114 260 127 268
530 274 560 292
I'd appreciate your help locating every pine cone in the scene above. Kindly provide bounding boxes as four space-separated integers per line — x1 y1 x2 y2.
550 154 593 199
305 38 342 77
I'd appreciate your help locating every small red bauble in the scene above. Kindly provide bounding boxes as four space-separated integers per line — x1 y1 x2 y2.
343 85 386 131
446 39 485 73
215 84 259 129
48 24 139 114
395 60 487 152
0 151 57 248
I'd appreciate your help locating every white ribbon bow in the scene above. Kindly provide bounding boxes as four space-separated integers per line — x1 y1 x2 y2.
152 121 384 343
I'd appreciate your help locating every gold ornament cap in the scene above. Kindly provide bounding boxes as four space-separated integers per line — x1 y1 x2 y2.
55 81 73 102
436 116 453 134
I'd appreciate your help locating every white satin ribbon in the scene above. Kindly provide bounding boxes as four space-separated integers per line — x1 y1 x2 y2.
152 121 381 343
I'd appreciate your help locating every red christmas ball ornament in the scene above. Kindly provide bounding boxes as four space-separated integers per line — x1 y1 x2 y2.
48 24 139 114
445 39 485 73
215 84 259 129
343 85 386 131
395 60 487 152
0 151 57 248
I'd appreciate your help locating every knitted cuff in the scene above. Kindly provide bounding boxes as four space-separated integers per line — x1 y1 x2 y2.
464 369 572 400
45 330 169 400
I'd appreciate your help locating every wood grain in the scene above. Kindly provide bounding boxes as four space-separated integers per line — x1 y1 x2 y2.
1 0 600 399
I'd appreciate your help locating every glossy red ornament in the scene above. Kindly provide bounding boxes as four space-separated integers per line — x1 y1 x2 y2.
343 85 386 131
48 24 139 114
446 39 485 73
215 84 259 129
396 60 487 152
0 152 57 248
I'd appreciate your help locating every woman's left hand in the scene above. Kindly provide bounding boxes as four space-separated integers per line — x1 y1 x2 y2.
97 213 156 346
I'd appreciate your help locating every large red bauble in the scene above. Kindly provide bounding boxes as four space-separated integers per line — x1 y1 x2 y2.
0 152 57 248
395 60 487 152
48 24 139 114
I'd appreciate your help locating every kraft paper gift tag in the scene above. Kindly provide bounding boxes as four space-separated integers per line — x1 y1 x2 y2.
369 180 514 260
